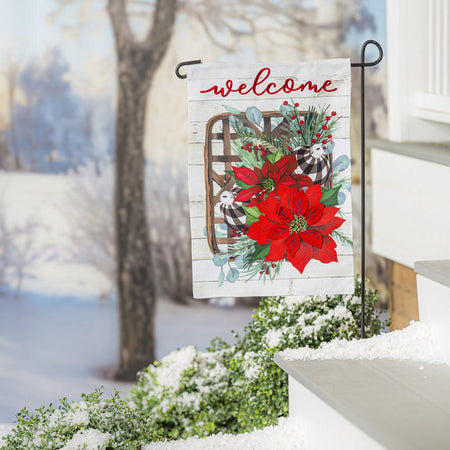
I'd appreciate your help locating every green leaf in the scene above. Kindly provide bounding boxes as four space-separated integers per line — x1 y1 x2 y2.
213 253 230 267
226 267 240 283
321 185 341 207
267 149 284 164
235 178 252 189
246 106 263 126
223 105 242 115
218 270 225 287
249 244 270 263
272 149 284 163
242 205 262 225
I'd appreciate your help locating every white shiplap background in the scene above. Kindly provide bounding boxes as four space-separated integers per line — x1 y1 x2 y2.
187 59 354 298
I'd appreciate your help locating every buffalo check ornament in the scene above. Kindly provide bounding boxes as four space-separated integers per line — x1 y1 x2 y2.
187 59 354 298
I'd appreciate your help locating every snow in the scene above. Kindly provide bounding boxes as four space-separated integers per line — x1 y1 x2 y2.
143 417 304 450
0 424 13 441
60 429 111 450
155 346 198 391
280 321 446 364
0 172 255 423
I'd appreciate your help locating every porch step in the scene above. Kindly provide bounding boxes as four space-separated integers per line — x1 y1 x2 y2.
274 356 450 450
415 260 450 363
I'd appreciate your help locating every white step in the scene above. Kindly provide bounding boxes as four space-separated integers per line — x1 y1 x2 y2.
274 356 450 450
415 260 450 363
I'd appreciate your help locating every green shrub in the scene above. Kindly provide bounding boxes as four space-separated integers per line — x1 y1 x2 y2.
2 278 388 448
130 278 387 438
1 389 163 449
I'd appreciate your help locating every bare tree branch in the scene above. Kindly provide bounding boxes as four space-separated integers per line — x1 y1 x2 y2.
107 0 135 49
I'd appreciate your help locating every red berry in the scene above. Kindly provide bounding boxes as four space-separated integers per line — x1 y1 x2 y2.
271 263 276 268
322 125 327 130
331 111 336 116
326 116 331 121
312 139 316 143
328 134 332 139
283 101 288 105
316 133 321 138
288 146 292 151
322 140 327 144
291 115 297 119
259 270 263 274
294 102 299 107
299 120 304 125
323 146 326 150
296 130 301 134
266 269 269 274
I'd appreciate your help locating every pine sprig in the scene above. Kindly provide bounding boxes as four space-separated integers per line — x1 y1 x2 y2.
331 229 353 247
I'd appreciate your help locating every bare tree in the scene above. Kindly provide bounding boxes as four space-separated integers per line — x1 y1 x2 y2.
1 61 21 170
107 0 177 379
52 0 380 380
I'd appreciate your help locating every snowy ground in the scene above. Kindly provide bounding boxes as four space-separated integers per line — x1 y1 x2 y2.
0 172 255 423
144 417 304 450
0 290 254 424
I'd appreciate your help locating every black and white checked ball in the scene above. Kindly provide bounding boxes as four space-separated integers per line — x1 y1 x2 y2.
294 145 331 186
218 186 246 230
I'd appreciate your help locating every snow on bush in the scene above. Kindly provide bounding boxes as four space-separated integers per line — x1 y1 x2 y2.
0 389 163 449
1 279 387 448
60 429 111 450
130 278 387 440
280 321 446 364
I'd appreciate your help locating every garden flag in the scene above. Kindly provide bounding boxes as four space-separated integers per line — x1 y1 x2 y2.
187 59 354 298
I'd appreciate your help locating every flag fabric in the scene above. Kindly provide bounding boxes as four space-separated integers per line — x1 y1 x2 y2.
187 59 354 298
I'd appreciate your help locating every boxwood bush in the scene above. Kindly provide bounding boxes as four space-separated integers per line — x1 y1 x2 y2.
2 278 387 449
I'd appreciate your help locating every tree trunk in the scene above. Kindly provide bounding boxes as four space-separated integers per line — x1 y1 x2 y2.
108 0 177 380
115 63 154 380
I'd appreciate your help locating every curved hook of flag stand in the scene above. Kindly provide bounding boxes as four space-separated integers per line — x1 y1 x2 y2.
175 40 383 339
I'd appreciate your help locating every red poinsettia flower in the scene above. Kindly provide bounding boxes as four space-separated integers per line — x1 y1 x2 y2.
247 184 345 273
232 154 312 205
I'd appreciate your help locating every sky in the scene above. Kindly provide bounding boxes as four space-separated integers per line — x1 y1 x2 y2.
0 0 386 72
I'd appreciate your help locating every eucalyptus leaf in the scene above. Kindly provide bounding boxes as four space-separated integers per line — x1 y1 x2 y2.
324 141 335 155
333 155 350 173
340 180 351 192
226 267 240 283
223 105 242 115
338 191 347 205
229 114 243 130
213 253 230 267
234 254 245 269
218 270 225 287
246 106 263 126
280 103 290 114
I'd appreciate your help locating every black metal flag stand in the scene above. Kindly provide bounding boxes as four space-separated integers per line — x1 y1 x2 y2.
175 40 383 338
